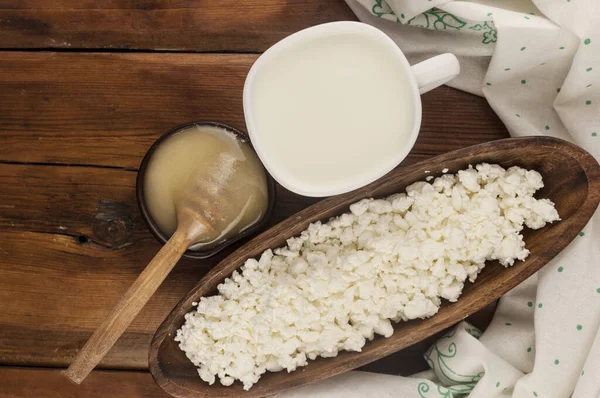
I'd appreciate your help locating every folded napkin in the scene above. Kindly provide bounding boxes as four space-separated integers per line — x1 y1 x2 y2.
279 1 600 397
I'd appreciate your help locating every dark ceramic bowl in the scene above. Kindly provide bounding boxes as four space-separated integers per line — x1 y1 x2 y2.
136 121 276 259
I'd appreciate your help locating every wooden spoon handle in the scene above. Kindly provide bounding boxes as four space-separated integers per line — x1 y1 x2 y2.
64 228 191 384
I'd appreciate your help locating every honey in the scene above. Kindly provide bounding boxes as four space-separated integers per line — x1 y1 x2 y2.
143 124 269 249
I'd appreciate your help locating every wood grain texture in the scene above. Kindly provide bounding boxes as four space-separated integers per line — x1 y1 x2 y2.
0 164 306 369
0 162 311 248
64 226 192 384
0 52 509 169
150 137 600 397
0 367 169 398
0 229 201 369
0 0 357 51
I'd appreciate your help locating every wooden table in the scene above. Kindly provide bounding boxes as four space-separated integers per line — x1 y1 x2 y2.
0 1 508 396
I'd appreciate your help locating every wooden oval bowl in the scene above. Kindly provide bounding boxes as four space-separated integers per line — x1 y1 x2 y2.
149 137 600 398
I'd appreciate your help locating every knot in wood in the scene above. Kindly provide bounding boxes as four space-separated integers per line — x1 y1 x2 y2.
93 200 134 247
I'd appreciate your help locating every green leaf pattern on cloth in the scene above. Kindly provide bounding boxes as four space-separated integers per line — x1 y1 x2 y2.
406 9 467 30
469 22 497 44
371 0 387 17
423 327 484 396
465 325 483 339
366 1 497 44
418 382 454 398
371 0 401 22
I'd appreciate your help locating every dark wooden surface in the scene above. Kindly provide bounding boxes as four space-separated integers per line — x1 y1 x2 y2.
0 0 512 396
0 367 170 398
0 0 357 51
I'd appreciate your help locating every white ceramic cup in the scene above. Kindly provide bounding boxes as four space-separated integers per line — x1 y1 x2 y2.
244 21 460 197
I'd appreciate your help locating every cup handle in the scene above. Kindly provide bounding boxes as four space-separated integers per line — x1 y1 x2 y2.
410 53 460 95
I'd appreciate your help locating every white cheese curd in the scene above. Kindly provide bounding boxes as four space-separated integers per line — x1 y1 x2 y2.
175 164 559 390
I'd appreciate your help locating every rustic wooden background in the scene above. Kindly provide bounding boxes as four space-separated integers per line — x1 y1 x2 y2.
0 1 508 396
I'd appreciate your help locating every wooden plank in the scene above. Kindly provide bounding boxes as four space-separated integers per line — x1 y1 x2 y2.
0 162 315 248
0 52 509 169
0 52 254 169
0 229 200 369
0 0 357 51
0 367 169 398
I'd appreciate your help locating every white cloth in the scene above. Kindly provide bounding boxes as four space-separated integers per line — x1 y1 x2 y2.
279 1 600 397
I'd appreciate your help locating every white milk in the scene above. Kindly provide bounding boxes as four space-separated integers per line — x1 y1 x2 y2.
248 31 415 194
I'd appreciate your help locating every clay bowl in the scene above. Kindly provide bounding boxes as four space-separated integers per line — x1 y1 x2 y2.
149 137 600 397
136 121 276 259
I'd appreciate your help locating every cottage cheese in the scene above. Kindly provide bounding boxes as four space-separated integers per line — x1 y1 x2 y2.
175 164 559 390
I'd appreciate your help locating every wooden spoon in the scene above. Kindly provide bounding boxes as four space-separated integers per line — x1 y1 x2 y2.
65 124 270 384
63 206 213 384
149 137 600 398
